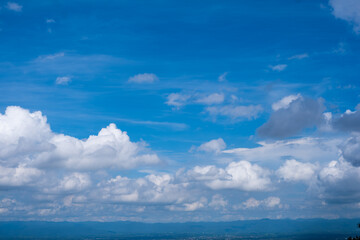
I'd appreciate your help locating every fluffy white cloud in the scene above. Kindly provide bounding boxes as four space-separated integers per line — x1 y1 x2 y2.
0 165 42 187
277 159 317 182
269 64 287 72
206 104 263 122
316 159 360 204
187 161 271 191
56 76 71 85
257 97 325 138
128 73 158 84
0 106 160 171
6 2 22 12
197 138 226 154
196 93 224 105
329 0 360 33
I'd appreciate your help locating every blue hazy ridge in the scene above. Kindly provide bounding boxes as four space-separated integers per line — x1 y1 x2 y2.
0 218 359 239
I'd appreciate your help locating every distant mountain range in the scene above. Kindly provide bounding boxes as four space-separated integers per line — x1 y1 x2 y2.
0 218 359 239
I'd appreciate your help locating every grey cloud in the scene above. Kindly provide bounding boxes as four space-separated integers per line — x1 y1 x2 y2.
333 108 360 132
257 97 325 138
340 135 360 167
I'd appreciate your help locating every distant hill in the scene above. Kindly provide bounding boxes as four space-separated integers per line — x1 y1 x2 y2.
0 218 359 239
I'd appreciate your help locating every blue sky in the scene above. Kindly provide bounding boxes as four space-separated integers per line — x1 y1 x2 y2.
1 0 360 222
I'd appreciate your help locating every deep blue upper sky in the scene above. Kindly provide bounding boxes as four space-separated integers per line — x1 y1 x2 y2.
0 0 360 222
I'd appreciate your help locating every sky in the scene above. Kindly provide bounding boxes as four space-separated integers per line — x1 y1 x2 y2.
0 0 360 222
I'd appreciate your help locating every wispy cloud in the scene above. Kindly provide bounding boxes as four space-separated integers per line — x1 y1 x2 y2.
5 2 22 12
269 64 287 72
128 73 159 84
218 72 228 82
56 76 71 85
288 53 309 60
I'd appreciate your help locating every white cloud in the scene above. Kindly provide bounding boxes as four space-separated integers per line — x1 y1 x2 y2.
46 19 55 23
196 93 224 105
6 2 22 12
165 93 190 108
218 72 228 82
272 94 302 111
288 53 309 60
188 161 271 191
128 73 158 84
269 64 287 72
277 159 317 182
197 138 226 154
56 76 71 85
329 0 360 33
36 52 65 61
0 106 160 171
206 104 263 122
0 165 42 187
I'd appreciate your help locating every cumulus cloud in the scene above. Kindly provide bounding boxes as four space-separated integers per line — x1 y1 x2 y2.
277 159 317 182
187 161 271 191
257 97 325 138
56 76 71 85
316 159 360 204
329 0 360 33
0 106 160 171
206 104 263 122
340 135 360 167
197 138 226 154
0 165 42 187
196 93 224 105
128 73 158 84
269 64 287 72
5 2 22 12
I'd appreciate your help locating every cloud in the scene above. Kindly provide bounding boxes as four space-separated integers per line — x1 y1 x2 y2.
238 197 281 209
187 161 271 191
0 106 160 171
269 64 287 72
316 159 360 204
333 105 360 132
271 94 302 111
206 104 263 122
218 72 228 82
340 135 360 167
46 19 55 23
165 93 190 108
197 138 226 154
329 0 360 33
55 76 71 85
0 165 42 187
277 159 317 182
257 97 325 138
128 73 158 84
288 53 309 60
5 2 22 12
196 93 224 105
